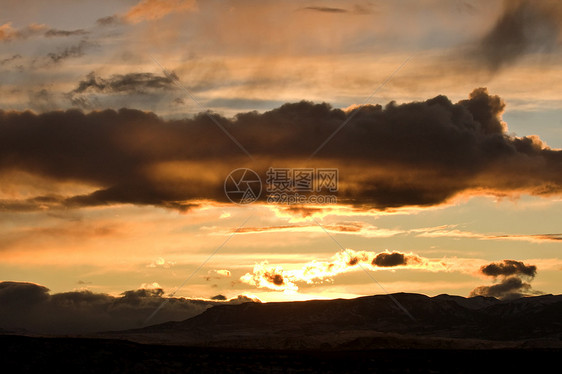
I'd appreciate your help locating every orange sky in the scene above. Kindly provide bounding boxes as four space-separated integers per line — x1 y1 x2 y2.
0 0 561 304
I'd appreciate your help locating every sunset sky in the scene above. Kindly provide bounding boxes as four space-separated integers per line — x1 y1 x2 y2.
1 0 561 310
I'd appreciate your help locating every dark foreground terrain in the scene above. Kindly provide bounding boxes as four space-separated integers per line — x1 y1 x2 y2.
2 293 560 372
0 334 559 373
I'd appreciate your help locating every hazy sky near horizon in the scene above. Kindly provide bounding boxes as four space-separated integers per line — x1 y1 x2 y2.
1 0 561 306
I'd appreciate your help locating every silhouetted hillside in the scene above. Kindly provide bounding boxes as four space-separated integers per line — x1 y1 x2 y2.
109 293 562 349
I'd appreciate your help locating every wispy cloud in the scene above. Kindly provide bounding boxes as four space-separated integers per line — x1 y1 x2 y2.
228 221 404 238
300 2 376 15
302 6 348 14
0 54 21 66
44 29 89 38
42 39 94 65
413 225 562 243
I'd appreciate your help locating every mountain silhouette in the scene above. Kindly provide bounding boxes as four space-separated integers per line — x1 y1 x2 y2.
107 293 562 349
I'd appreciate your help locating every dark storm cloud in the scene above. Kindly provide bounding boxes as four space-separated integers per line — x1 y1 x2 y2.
0 281 258 334
470 260 541 300
372 252 407 267
0 88 561 212
476 0 562 70
480 260 537 278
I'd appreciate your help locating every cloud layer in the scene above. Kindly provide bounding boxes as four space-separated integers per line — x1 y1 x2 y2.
0 88 561 212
